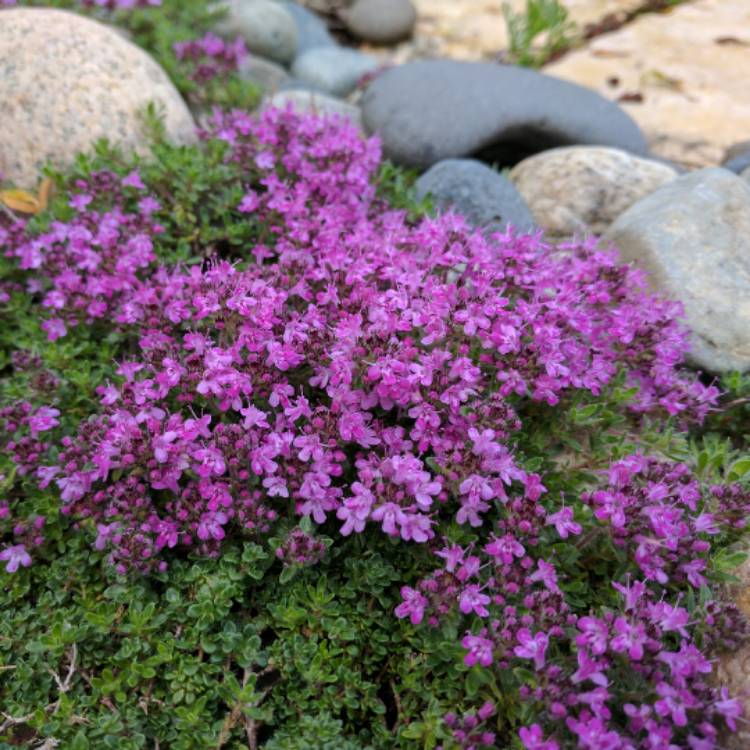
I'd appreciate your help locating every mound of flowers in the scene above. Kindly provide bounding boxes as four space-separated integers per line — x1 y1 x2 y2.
1 108 749 749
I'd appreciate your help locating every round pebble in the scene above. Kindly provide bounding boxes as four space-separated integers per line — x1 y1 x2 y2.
510 146 677 236
291 47 379 98
343 0 417 44
361 60 648 170
415 159 535 233
0 8 195 189
214 0 298 65
606 168 750 374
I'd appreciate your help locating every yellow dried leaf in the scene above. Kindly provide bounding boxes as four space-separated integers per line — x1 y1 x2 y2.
0 188 41 214
38 178 53 212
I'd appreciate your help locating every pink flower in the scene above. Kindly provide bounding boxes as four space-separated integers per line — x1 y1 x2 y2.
576 616 609 656
714 687 743 732
41 318 67 341
529 559 560 593
514 628 549 670
0 544 32 573
459 585 491 617
336 493 372 536
372 503 407 536
238 191 260 213
648 602 689 637
192 447 226 478
610 617 647 660
565 713 622 750
399 513 432 543
395 586 427 625
197 511 228 541
122 170 146 189
681 559 707 588
654 682 697 727
28 407 60 436
546 506 582 539
69 193 93 211
461 633 494 667
484 533 525 564
519 724 559 750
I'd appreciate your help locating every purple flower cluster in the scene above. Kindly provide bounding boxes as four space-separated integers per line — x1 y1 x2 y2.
0 106 745 746
442 702 497 748
584 456 750 588
399 454 750 749
173 33 248 83
5 107 712 572
4 171 162 343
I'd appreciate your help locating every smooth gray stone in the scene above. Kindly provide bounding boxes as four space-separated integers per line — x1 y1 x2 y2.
282 2 336 54
343 0 416 44
723 141 750 175
237 54 290 93
361 59 648 169
606 168 750 374
214 0 298 65
291 47 379 97
276 78 327 94
415 159 535 233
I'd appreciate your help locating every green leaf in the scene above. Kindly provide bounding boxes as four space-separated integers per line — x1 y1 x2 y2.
729 457 750 481
70 731 90 750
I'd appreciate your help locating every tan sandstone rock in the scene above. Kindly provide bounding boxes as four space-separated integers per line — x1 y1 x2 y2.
543 0 750 168
0 7 196 188
510 145 677 236
383 0 642 63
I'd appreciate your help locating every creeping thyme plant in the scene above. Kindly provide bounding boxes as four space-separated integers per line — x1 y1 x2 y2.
2 3 750 750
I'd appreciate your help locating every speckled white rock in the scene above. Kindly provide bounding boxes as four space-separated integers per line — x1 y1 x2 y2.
262 90 363 129
214 0 298 65
0 7 196 189
510 146 677 236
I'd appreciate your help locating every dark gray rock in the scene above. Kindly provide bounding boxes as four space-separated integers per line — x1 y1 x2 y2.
237 54 290 93
723 140 750 175
291 47 379 97
606 168 750 374
361 60 648 169
281 2 336 55
343 0 416 44
214 0 298 65
415 159 534 233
